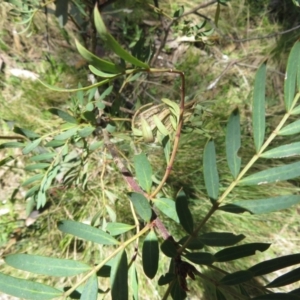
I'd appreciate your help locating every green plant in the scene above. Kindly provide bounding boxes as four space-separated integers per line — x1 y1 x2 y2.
2 3 300 300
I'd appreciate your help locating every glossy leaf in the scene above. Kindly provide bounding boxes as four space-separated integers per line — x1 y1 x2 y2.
129 193 152 222
161 239 178 258
110 250 128 300
133 153 152 193
249 254 300 276
54 127 78 140
170 279 187 300
203 140 219 200
253 294 300 300
142 230 159 279
178 236 204 250
5 254 91 276
158 273 175 286
284 41 300 110
261 142 300 158
0 142 24 149
30 153 56 162
0 272 61 299
226 108 241 178
80 275 98 300
58 220 119 245
199 232 245 247
176 191 194 234
279 120 300 135
48 108 77 124
154 197 179 223
22 138 42 155
94 7 149 68
184 252 215 265
227 195 300 214
75 39 122 73
219 270 254 285
214 243 271 262
106 222 135 236
253 62 266 152
240 162 300 185
129 264 138 300
267 267 300 288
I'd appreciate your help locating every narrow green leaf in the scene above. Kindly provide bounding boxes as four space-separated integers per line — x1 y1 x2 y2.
170 278 187 300
58 220 119 245
129 264 138 300
97 265 111 277
154 197 179 223
0 142 25 149
75 39 123 73
80 274 98 300
240 162 300 185
291 105 300 115
78 126 95 138
199 232 245 247
133 153 152 193
129 192 152 222
25 163 50 171
48 108 77 124
216 288 227 300
253 294 300 300
22 174 44 186
161 239 178 258
176 191 194 234
158 273 175 286
89 65 121 78
94 7 149 68
228 195 300 214
267 267 300 288
284 41 300 110
252 62 266 152
226 108 241 178
178 236 204 250
89 141 103 151
0 156 14 166
37 190 47 209
249 254 300 277
22 138 42 155
30 153 56 162
203 140 219 200
5 254 91 276
25 185 39 199
162 134 171 164
110 250 128 300
279 119 300 135
13 126 40 139
261 142 300 158
142 230 159 279
44 140 65 147
184 252 215 265
219 270 254 285
106 222 135 236
0 272 62 299
214 243 271 262
54 127 78 140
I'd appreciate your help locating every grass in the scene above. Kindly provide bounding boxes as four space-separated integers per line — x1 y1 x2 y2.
1 0 300 299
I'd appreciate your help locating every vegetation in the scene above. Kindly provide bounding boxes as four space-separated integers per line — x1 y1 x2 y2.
1 0 300 299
